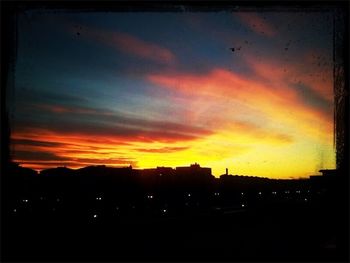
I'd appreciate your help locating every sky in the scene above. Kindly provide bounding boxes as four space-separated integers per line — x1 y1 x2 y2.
8 9 336 178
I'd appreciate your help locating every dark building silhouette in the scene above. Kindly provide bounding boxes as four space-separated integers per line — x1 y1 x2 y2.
175 163 212 178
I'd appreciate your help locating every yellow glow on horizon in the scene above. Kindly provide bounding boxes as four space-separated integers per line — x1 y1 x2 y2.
13 121 336 179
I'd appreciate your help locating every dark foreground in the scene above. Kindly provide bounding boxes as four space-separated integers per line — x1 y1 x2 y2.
2 164 348 261
2 202 346 262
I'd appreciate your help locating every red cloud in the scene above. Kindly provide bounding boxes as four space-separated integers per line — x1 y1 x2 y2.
236 13 277 37
13 125 212 145
71 25 176 65
11 113 213 170
111 31 176 64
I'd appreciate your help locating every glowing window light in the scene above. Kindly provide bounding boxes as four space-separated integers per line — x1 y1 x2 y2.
162 209 167 213
187 193 191 197
96 197 102 201
258 192 262 195
22 199 28 203
241 192 244 195
241 204 245 208
93 214 98 218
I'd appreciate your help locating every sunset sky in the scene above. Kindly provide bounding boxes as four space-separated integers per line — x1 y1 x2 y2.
9 10 336 178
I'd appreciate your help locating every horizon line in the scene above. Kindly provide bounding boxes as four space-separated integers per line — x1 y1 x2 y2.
11 161 329 180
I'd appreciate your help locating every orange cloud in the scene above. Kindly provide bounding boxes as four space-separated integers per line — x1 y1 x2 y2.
147 66 333 140
245 53 333 102
236 13 277 37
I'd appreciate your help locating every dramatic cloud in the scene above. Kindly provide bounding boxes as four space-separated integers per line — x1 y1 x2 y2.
147 66 332 140
14 103 213 143
14 150 70 161
12 136 138 170
11 101 214 171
